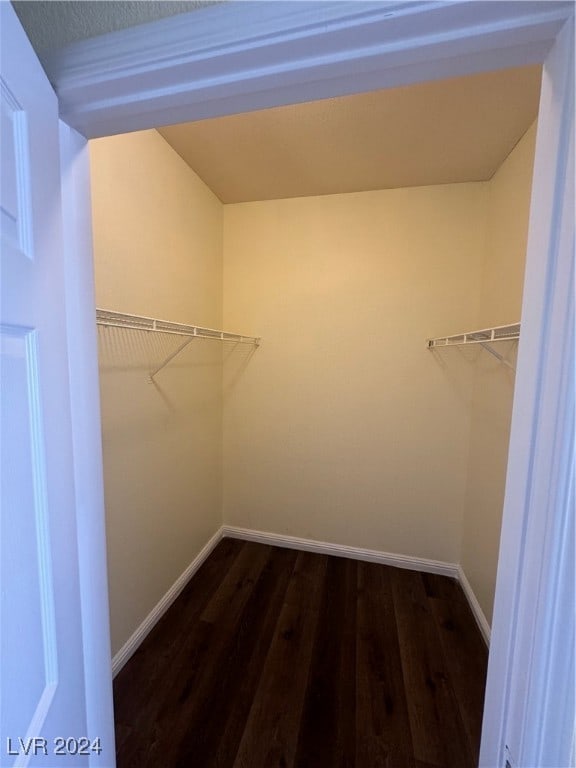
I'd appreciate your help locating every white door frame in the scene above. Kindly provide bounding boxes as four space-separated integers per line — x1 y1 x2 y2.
480 16 574 768
59 122 116 764
50 2 574 765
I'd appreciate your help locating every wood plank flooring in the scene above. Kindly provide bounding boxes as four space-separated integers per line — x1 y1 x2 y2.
113 539 488 768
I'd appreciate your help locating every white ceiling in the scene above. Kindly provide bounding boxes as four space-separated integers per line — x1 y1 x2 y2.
158 65 541 203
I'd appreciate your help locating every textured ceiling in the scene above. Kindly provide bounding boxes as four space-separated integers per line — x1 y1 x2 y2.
158 66 541 203
12 1 220 53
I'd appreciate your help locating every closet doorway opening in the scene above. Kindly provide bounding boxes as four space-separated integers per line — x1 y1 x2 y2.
89 63 541 767
3 1 573 764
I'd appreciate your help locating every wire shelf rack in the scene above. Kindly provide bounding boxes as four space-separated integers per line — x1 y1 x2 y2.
96 308 260 379
426 322 520 370
427 322 520 348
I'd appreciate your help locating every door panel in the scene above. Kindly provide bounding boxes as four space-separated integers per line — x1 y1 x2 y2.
1 326 58 749
1 3 95 765
1 80 33 259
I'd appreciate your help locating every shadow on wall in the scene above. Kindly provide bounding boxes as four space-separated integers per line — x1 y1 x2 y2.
97 325 260 444
97 326 224 445
223 342 259 400
428 341 517 407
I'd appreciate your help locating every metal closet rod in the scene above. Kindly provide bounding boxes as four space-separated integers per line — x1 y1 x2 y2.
426 322 520 370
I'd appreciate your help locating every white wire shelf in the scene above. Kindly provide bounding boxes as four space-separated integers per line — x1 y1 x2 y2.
96 308 260 379
427 322 520 370
427 322 520 348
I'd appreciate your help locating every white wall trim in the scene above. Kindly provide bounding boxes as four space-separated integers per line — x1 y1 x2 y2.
479 16 575 768
222 525 459 578
60 121 116 765
458 566 491 647
223 528 492 647
111 524 493 681
111 527 223 677
44 1 571 138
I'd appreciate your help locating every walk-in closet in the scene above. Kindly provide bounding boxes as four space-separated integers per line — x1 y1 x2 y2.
90 64 539 767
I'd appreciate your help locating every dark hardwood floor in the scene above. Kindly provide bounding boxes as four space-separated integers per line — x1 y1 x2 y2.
113 539 488 768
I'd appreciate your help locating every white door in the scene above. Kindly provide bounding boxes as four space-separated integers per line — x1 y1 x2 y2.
1 4 112 766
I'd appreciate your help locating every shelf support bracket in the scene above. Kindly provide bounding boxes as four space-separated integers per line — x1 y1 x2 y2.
479 342 516 371
149 335 196 380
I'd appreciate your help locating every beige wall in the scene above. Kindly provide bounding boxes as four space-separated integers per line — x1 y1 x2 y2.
461 123 537 624
222 185 488 563
90 130 223 655
92 123 534 654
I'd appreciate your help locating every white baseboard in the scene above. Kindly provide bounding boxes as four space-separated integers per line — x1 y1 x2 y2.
221 525 459 578
458 565 491 647
112 527 223 677
111 525 490 676
223 526 490 646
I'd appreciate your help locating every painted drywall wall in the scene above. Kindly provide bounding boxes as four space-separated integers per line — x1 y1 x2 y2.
90 129 223 655
91 123 533 653
461 123 537 625
222 184 488 563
